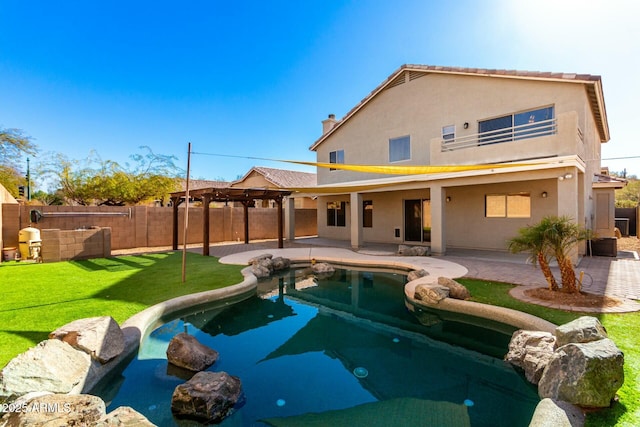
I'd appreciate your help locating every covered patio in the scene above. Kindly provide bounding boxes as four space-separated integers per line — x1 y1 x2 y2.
169 187 292 256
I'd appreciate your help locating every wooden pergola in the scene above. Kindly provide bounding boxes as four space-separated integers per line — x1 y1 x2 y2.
169 187 292 256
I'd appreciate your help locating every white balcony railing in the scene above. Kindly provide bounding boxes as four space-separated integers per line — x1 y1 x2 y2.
441 118 557 152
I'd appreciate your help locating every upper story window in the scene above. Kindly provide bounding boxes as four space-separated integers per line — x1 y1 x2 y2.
479 106 554 144
442 125 455 142
329 149 344 171
389 136 410 162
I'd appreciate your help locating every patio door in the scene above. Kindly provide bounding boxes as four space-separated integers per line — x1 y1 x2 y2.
404 199 431 243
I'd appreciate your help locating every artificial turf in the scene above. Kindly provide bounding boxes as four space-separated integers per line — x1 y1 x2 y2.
0 251 243 368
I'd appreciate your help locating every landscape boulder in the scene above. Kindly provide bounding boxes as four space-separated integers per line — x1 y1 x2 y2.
0 339 94 399
437 277 471 300
0 393 106 426
414 284 449 303
555 316 608 347
397 245 429 256
528 398 585 427
311 262 335 275
96 405 156 426
247 253 272 265
49 316 125 364
166 333 219 372
504 330 556 384
250 261 272 279
171 371 243 424
538 338 624 407
271 256 291 271
407 269 429 282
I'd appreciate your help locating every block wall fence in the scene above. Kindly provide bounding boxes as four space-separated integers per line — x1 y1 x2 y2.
1 205 317 251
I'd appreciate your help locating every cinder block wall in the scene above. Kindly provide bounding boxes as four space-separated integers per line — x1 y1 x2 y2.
42 228 111 262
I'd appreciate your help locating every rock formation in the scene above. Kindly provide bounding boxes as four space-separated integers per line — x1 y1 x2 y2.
171 371 243 423
166 333 218 372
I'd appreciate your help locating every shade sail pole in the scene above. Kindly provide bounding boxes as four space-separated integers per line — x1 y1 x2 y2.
182 142 192 283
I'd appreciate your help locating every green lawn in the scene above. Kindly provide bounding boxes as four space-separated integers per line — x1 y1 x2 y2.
0 252 243 368
0 257 636 425
459 278 639 427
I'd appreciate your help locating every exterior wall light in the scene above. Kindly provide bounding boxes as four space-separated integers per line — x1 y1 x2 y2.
559 173 573 181
463 122 469 129
541 191 548 198
446 196 452 202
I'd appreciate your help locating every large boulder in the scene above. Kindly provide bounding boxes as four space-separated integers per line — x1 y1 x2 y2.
49 316 125 364
96 406 156 426
166 333 218 372
538 338 624 407
247 253 272 265
271 256 290 271
414 284 449 303
171 371 243 423
250 262 272 279
407 269 429 282
529 398 585 427
397 245 429 256
311 262 334 274
0 339 94 399
437 277 471 300
504 330 556 384
0 393 106 426
555 316 608 347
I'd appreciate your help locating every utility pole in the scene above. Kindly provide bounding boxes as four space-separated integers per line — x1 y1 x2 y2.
26 157 31 201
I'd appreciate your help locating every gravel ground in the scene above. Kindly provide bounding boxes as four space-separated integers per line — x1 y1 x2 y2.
618 236 640 253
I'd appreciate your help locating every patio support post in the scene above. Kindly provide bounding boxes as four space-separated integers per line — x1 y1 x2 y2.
202 194 211 256
430 185 446 255
242 201 250 244
557 168 581 263
276 196 284 248
171 196 180 250
350 192 363 249
284 196 296 242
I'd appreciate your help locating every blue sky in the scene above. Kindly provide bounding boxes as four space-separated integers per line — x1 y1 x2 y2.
1 0 639 188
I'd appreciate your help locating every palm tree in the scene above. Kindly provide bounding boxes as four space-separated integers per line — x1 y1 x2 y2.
543 216 590 293
508 216 590 294
508 220 558 291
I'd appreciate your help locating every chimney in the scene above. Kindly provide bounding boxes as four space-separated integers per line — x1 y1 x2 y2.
322 113 338 135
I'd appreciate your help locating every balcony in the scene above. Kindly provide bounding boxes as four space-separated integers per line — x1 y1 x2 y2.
440 118 557 152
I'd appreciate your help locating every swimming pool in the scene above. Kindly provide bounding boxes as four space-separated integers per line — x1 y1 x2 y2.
98 266 539 426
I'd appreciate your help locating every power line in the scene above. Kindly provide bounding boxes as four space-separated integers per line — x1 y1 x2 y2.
602 155 640 161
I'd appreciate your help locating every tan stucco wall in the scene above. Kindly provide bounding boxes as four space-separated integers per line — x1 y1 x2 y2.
318 170 591 253
315 72 602 186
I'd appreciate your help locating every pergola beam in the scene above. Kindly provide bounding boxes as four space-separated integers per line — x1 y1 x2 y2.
170 187 292 254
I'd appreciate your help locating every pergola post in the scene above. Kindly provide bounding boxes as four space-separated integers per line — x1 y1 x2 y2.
276 196 284 248
242 201 250 244
202 194 211 256
171 196 180 250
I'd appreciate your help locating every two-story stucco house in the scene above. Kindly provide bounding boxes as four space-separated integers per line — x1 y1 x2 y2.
301 64 619 255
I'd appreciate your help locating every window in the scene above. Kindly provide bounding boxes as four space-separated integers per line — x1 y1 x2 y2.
327 201 346 227
442 125 455 142
363 200 373 228
329 150 344 171
485 193 531 218
389 136 410 162
479 106 554 144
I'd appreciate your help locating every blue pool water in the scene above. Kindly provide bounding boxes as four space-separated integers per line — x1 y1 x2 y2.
99 267 539 426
